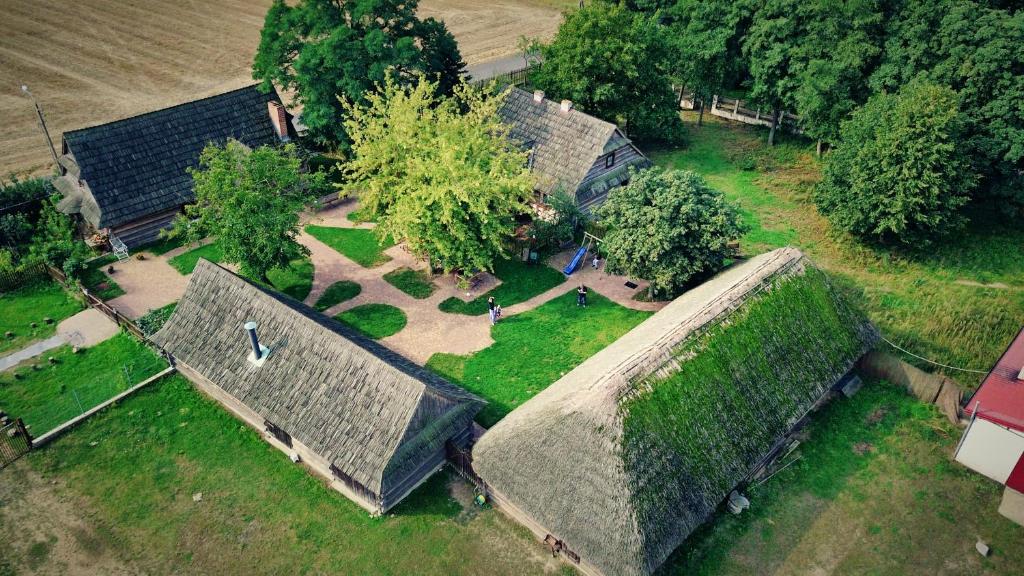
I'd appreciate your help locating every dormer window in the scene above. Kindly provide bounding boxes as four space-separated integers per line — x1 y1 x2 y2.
605 151 616 169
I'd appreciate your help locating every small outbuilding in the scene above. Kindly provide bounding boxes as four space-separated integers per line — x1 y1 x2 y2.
54 85 294 248
472 247 877 576
498 87 650 211
152 259 483 514
955 327 1024 526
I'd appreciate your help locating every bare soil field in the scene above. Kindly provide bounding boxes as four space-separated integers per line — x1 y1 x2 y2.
0 0 569 177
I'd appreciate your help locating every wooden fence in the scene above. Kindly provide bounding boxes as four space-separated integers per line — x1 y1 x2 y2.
677 88 804 135
0 261 48 292
0 418 32 470
470 65 531 88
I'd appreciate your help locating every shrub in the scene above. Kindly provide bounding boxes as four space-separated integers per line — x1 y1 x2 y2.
814 82 978 247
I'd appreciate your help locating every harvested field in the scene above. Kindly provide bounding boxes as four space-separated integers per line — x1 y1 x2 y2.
0 0 570 177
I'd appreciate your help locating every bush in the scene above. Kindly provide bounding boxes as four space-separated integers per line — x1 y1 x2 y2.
599 168 746 298
30 197 91 280
814 82 978 247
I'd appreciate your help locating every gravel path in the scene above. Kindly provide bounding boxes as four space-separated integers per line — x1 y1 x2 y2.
0 309 119 371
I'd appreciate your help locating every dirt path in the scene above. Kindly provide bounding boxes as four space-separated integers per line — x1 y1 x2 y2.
0 460 137 575
0 309 118 371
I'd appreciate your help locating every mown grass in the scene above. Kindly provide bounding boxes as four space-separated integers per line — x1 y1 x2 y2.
0 333 166 433
384 267 437 299
346 205 378 224
81 254 125 300
18 375 554 575
305 225 394 267
651 113 1024 388
167 242 224 275
428 290 650 427
660 379 1024 575
334 303 407 340
438 258 565 316
0 281 82 356
136 235 187 256
314 281 362 311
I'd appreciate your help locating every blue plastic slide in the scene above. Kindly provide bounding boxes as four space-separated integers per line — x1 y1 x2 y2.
563 245 587 275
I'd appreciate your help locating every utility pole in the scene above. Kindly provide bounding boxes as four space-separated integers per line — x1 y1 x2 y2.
21 85 63 174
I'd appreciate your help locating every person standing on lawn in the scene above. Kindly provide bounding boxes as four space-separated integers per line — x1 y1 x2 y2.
577 284 588 307
488 296 497 325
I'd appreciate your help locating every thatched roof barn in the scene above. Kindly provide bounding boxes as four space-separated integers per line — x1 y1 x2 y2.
153 260 483 514
472 247 877 576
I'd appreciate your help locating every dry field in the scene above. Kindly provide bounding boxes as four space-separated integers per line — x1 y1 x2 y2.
0 0 570 177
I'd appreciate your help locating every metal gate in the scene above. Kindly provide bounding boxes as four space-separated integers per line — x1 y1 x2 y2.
0 418 32 470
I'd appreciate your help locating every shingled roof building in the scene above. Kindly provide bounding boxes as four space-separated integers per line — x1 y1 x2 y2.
54 85 293 248
153 260 483 514
472 248 877 576
498 87 650 211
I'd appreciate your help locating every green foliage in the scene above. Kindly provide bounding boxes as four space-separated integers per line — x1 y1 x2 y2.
304 225 393 267
342 75 533 274
313 280 361 311
621 268 874 542
0 280 82 355
437 258 564 315
334 303 407 340
169 141 321 282
383 268 437 299
79 255 125 300
136 302 178 336
252 0 465 146
0 333 166 433
0 176 53 208
815 82 978 247
531 1 683 141
428 290 650 427
599 168 747 297
28 197 91 279
528 190 582 251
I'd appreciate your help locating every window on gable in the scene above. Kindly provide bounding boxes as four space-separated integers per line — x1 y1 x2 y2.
605 151 616 169
264 420 293 447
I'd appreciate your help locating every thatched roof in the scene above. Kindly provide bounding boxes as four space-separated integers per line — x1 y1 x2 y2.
153 260 483 502
498 87 645 196
472 248 877 576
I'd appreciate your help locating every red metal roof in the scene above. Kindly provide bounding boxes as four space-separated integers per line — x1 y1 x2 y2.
965 327 1024 432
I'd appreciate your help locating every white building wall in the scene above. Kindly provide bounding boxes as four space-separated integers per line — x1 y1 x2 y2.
955 417 1024 484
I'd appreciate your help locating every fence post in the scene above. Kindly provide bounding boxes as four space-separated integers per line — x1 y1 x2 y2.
17 418 32 448
733 99 740 115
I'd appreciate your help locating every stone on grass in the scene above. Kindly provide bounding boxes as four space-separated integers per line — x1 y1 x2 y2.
976 540 990 557
44 317 53 325
5 331 14 339
30 322 38 329
47 356 57 365
193 492 203 503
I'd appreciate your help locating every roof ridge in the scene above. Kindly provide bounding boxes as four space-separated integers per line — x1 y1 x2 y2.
505 85 619 132
63 83 275 138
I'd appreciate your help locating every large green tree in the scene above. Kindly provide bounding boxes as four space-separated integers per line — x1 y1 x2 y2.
814 82 978 247
341 75 534 274
170 141 325 282
252 0 466 146
530 1 682 141
599 168 746 297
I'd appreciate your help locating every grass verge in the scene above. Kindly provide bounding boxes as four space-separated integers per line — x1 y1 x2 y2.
438 258 564 316
81 255 125 300
384 268 437 299
0 281 82 356
335 304 407 340
265 259 314 301
0 332 166 433
168 242 224 275
428 290 649 427
305 225 393 267
314 281 362 312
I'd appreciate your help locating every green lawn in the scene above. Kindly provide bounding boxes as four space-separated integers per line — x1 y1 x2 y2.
0 281 82 356
167 242 224 275
305 225 394 267
660 379 1024 575
314 281 362 311
428 290 650 427
438 258 565 316
384 267 437 299
1 375 553 576
651 113 1024 388
265 259 314 301
335 304 407 340
136 235 188 256
0 333 167 434
81 254 125 300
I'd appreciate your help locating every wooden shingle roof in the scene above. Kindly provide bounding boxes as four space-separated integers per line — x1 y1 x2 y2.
498 87 621 195
62 85 283 229
152 260 483 496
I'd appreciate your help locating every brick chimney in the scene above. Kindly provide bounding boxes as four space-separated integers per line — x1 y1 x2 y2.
268 101 290 142
533 90 545 103
560 99 573 113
